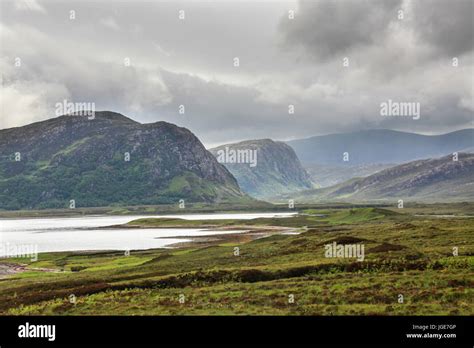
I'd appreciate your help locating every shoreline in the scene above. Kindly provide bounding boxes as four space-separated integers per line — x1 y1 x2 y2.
0 263 61 279
0 204 280 219
0 225 299 278
164 226 298 248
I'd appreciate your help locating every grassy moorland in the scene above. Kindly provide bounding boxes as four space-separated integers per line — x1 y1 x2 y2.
0 204 472 315
0 201 275 218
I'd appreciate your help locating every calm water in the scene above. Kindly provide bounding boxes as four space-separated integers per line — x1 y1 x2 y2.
0 212 295 254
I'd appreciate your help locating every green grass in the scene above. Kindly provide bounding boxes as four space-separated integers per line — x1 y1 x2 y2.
303 207 392 224
0 205 473 315
127 207 393 228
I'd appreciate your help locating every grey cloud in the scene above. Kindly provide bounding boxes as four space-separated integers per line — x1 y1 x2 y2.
0 0 472 146
412 0 474 57
280 0 402 61
280 0 473 63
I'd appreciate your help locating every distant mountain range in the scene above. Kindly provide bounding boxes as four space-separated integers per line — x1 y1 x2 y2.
209 139 313 198
0 112 250 210
279 153 474 203
287 129 474 165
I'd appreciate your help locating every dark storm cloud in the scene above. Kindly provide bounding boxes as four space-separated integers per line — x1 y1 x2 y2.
280 0 402 61
412 0 474 56
280 0 474 64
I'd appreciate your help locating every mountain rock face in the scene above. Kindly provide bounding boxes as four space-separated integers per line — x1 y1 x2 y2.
209 139 313 198
287 153 474 203
287 129 474 165
0 112 249 210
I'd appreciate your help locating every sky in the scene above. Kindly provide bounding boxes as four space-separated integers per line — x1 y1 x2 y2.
0 0 473 147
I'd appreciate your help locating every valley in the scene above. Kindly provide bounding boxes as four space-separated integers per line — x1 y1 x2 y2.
0 204 472 315
0 113 472 317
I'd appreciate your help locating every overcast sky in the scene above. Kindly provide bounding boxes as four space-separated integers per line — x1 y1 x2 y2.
1 0 473 147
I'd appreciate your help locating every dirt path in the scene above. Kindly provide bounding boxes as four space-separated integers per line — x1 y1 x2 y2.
0 263 27 278
0 263 62 279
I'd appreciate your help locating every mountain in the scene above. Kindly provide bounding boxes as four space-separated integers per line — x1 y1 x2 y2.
0 111 250 210
304 163 396 188
283 153 474 203
287 129 474 165
209 139 313 198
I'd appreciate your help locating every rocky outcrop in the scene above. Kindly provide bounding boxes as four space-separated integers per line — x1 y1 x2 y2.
209 139 313 198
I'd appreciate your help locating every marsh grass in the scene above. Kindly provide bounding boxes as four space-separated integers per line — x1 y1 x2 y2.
1 205 472 315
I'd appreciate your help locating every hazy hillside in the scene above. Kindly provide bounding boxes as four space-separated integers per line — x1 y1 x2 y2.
280 153 474 203
0 112 250 210
304 163 396 187
209 139 313 198
287 129 474 165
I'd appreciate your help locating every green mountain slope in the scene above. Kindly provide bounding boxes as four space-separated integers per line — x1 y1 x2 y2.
0 112 251 210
